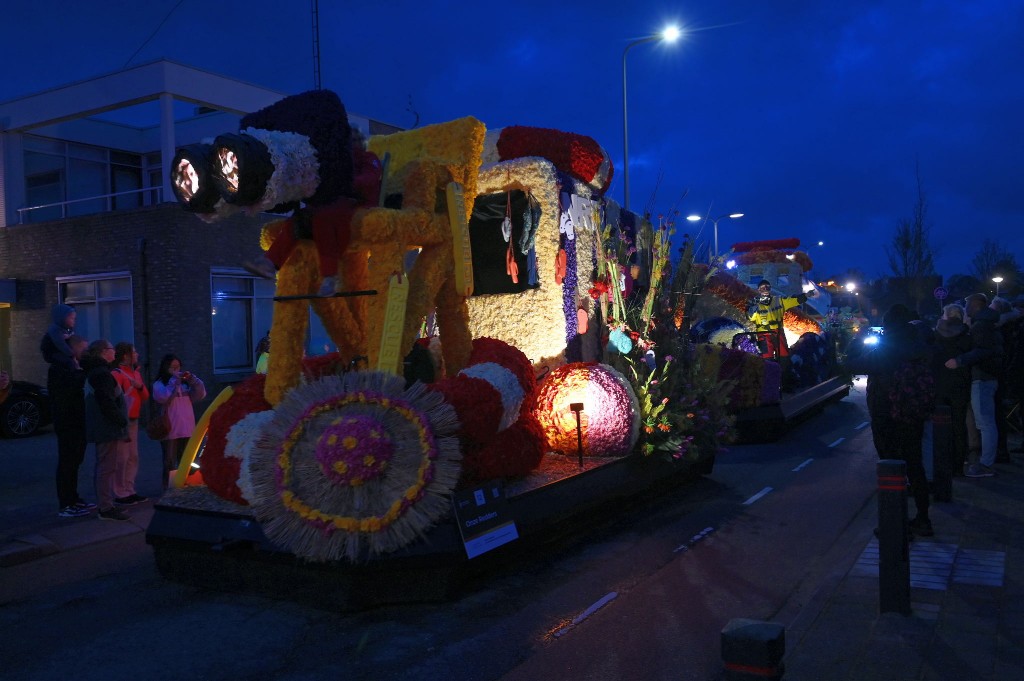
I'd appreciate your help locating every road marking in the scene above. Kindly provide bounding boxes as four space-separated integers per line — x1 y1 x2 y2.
828 437 845 448
792 458 814 472
553 592 618 637
855 421 869 430
673 526 715 553
743 487 773 506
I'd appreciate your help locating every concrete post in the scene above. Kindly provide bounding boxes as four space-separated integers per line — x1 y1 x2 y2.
721 618 785 680
877 459 910 615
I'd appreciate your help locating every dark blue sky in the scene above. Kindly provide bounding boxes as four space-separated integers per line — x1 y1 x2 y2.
3 0 1022 281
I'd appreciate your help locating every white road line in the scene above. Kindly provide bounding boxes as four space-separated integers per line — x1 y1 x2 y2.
553 592 619 637
743 487 773 505
673 526 715 553
792 458 814 472
829 437 845 448
855 421 870 430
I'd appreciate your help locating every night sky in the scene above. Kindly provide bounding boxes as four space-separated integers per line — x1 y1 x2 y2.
2 0 1022 282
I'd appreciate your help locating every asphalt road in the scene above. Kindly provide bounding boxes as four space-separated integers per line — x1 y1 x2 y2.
0 381 878 681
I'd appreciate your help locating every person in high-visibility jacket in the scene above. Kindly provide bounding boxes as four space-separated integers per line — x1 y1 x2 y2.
747 279 814 358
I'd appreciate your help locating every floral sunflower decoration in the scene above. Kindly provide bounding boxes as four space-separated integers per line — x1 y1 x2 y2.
247 370 461 563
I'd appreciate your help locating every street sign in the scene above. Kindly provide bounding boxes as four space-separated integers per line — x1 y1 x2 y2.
934 286 948 300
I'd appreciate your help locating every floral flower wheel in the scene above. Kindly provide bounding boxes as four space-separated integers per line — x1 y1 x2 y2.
248 371 461 562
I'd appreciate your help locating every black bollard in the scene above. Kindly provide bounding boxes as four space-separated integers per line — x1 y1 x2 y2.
721 618 785 681
877 459 910 615
932 406 953 502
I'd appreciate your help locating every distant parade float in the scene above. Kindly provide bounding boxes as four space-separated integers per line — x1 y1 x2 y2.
157 87 843 577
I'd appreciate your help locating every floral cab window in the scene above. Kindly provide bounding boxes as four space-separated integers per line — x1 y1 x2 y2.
58 273 133 345
210 270 335 374
468 190 541 295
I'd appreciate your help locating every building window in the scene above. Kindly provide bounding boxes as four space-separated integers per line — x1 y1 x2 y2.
58 273 134 344
22 135 148 221
210 270 341 374
211 272 275 373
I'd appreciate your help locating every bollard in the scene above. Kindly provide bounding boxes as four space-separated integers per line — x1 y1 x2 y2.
877 459 910 615
931 406 953 502
721 618 785 681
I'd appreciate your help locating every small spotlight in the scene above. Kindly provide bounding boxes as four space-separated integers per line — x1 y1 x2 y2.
211 133 274 206
170 144 220 213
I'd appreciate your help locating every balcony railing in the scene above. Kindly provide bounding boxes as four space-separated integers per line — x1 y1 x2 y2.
17 186 164 224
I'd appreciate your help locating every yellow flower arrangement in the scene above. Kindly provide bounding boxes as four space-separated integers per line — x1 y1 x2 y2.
275 396 437 534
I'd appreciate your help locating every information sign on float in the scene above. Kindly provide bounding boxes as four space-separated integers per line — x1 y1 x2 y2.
452 481 519 558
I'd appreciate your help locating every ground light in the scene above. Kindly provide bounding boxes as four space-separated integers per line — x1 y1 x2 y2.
570 402 585 468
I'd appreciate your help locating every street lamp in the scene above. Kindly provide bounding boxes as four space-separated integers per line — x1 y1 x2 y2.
686 212 744 261
993 275 1003 297
622 25 681 212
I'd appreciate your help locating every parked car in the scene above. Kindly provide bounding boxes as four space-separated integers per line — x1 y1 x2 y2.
0 380 52 438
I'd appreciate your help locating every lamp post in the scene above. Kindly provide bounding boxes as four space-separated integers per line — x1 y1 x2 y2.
993 275 1003 297
686 212 744 261
622 25 680 212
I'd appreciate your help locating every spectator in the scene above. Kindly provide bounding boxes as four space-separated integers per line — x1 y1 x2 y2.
152 354 207 488
112 342 150 506
50 335 95 518
40 303 77 369
933 304 972 482
81 340 131 522
946 293 1003 477
845 304 934 536
255 332 271 374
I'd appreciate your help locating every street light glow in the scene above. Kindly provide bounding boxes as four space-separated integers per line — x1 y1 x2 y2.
728 212 744 218
622 26 682 211
845 282 856 292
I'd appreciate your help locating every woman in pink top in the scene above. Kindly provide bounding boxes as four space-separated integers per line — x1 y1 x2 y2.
152 353 207 488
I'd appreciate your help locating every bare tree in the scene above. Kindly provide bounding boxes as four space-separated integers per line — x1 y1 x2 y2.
885 166 936 313
971 238 1020 281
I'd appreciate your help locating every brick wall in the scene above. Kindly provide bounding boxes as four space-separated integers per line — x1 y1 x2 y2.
0 204 273 400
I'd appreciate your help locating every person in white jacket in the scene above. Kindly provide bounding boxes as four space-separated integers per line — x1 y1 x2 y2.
152 353 207 488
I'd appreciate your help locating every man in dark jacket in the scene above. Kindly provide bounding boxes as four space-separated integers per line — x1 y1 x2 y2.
933 305 972 483
81 340 130 521
40 303 77 369
845 304 934 536
49 335 94 518
946 294 1003 477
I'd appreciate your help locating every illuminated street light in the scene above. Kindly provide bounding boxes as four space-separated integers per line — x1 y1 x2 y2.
845 282 856 292
993 275 1004 297
686 212 744 261
622 25 681 212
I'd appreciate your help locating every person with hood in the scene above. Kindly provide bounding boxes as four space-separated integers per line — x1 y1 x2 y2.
946 293 1003 478
81 339 131 521
933 304 972 486
40 303 77 369
845 303 935 536
50 335 95 517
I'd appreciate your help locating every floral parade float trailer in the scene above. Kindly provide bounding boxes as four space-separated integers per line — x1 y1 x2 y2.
685 237 850 441
147 90 733 608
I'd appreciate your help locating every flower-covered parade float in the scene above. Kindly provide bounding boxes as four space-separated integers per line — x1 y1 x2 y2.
150 89 838 607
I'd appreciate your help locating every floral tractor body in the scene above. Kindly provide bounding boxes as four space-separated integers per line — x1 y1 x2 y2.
153 92 723 608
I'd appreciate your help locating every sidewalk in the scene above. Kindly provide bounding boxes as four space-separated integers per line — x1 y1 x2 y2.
783 432 1024 681
0 500 154 568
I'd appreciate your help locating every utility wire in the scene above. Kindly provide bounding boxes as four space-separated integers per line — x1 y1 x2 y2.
123 0 187 69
